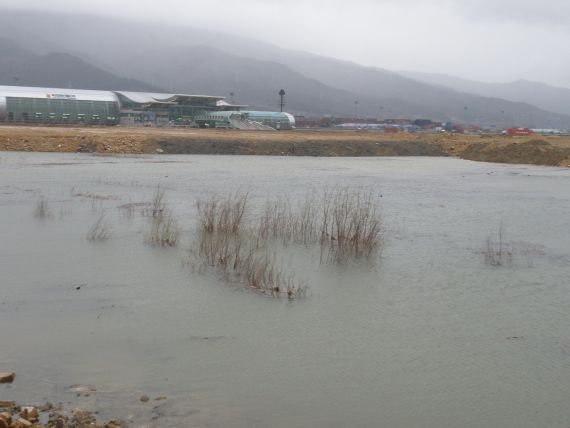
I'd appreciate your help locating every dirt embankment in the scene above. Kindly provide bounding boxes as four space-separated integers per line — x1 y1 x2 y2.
1 126 569 167
460 139 570 167
156 137 446 157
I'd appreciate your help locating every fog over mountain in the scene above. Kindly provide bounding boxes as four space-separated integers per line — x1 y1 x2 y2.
0 37 158 91
400 71 570 118
3 0 570 88
0 7 569 127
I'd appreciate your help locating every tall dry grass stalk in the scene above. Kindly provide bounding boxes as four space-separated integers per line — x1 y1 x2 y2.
143 185 180 247
319 188 383 264
257 194 319 246
242 251 308 298
33 197 51 219
86 214 113 241
145 215 180 247
192 187 383 297
255 188 383 263
193 193 308 298
479 220 548 267
143 184 167 218
483 224 515 267
196 192 248 235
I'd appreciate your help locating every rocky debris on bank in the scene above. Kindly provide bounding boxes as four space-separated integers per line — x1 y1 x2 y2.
0 373 16 384
0 401 148 428
1 374 157 428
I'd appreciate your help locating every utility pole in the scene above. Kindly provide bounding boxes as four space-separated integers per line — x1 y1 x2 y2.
279 89 286 112
354 100 359 119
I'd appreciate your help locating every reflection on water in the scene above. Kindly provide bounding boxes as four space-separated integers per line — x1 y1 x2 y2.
1 152 570 427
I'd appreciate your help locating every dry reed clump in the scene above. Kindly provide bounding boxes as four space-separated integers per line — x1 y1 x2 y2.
483 225 544 267
483 223 513 266
319 188 383 264
33 197 51 219
193 193 308 298
242 251 308 298
256 194 320 246
143 185 167 218
196 192 248 235
145 215 180 247
192 187 383 297
86 214 113 241
143 185 180 247
256 188 383 263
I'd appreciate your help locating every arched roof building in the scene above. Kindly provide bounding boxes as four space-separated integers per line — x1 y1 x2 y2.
0 85 293 130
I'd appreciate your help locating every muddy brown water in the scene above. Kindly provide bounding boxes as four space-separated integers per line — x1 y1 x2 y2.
1 152 570 427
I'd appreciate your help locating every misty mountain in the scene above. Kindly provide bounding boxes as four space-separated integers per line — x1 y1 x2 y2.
251 50 570 127
119 45 569 128
400 70 570 118
0 9 569 127
122 45 437 117
0 37 159 91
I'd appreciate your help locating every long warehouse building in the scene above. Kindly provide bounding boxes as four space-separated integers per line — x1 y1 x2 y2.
0 85 295 130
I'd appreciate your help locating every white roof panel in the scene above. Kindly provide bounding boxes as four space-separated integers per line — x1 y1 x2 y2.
115 91 225 104
0 85 118 102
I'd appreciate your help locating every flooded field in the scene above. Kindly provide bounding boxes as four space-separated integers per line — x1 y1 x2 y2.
1 152 570 427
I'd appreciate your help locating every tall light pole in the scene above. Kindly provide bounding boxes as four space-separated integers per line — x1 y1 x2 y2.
279 89 286 112
354 100 359 119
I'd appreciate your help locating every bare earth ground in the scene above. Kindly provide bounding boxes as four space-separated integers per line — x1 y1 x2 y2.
1 125 570 167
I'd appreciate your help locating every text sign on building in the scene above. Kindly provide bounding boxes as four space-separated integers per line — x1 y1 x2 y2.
46 93 77 100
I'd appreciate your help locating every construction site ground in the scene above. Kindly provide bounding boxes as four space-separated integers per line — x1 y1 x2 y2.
1 125 569 167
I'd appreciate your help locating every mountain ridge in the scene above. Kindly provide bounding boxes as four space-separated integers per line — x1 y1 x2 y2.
0 9 569 127
399 70 570 117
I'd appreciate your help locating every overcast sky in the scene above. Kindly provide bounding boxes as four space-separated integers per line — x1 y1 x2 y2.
2 0 570 87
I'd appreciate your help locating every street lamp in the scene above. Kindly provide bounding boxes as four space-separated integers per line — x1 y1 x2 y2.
279 89 286 112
